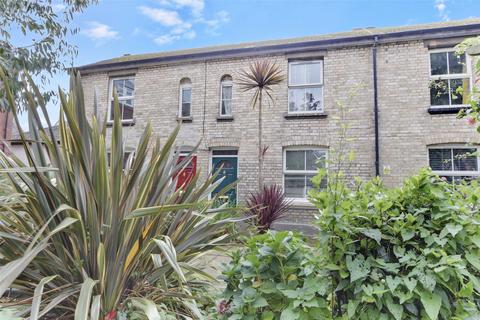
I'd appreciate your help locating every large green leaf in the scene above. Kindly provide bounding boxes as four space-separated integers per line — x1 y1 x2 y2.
419 290 442 320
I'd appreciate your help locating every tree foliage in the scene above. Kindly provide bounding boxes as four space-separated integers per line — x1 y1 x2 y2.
0 0 96 110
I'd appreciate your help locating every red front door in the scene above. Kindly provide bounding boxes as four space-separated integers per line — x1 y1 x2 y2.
175 155 197 190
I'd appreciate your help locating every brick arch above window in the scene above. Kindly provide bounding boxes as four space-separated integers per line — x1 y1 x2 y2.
423 133 480 147
206 138 240 149
282 137 329 149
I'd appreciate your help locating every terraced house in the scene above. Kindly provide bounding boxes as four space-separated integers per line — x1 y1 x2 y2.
77 19 480 230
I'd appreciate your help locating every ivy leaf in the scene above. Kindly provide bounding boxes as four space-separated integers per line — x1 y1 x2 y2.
280 307 298 320
420 290 442 320
404 278 417 292
471 235 480 249
347 300 359 318
346 255 370 282
401 229 415 241
261 311 274 320
252 297 269 308
465 253 480 272
386 276 402 293
385 296 403 320
440 223 463 238
360 228 382 244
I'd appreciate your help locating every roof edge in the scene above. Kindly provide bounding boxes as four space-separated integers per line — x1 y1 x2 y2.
77 22 480 74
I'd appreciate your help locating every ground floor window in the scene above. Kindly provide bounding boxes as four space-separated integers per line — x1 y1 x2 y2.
283 148 326 199
428 146 479 183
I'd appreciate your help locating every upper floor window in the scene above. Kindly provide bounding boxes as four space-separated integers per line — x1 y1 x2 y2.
288 61 323 114
220 75 233 117
109 77 134 121
429 50 470 108
283 148 326 199
179 78 192 118
428 145 479 183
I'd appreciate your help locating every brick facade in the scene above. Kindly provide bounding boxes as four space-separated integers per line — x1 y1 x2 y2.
79 21 480 228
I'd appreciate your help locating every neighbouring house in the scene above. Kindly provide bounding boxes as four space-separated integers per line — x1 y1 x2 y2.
9 124 60 164
77 19 480 231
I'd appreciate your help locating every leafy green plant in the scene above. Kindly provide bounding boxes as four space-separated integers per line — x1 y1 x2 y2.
217 231 331 319
0 68 238 319
310 169 480 319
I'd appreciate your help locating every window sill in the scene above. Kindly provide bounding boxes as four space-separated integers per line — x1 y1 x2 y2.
428 106 469 115
177 116 193 123
284 112 327 119
106 119 136 127
216 115 234 122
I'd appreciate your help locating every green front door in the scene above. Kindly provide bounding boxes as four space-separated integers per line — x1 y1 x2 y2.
211 150 238 205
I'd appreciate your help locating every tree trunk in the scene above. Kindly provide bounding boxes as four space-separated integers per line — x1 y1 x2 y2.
258 90 263 191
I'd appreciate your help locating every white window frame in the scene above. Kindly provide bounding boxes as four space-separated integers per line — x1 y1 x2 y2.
288 60 324 114
428 144 480 180
179 83 192 118
108 77 135 122
219 78 233 117
429 48 472 109
283 147 327 200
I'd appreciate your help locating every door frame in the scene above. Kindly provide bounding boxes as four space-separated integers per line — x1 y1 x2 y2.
209 147 239 203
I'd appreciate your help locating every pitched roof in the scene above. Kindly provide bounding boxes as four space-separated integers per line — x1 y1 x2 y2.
10 123 60 143
78 18 480 73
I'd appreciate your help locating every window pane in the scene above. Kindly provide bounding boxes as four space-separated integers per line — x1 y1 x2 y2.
450 78 470 105
453 148 478 171
124 79 134 96
430 52 448 75
306 150 325 170
222 85 232 100
288 88 306 112
305 62 322 84
305 87 322 111
448 52 466 74
430 80 449 106
212 150 238 156
289 63 305 85
182 103 191 117
221 100 232 116
113 79 125 97
285 175 305 198
429 149 452 171
286 150 305 170
182 88 191 103
121 99 134 120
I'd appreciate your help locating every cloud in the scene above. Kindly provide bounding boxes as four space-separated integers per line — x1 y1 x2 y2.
137 1 229 46
202 10 230 35
81 22 119 42
139 6 184 26
154 29 196 45
159 0 205 17
434 0 449 21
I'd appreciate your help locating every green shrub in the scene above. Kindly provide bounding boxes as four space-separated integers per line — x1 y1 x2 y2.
310 169 480 319
217 231 331 319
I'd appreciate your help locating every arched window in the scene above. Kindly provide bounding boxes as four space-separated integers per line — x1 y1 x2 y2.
179 78 192 118
220 75 233 117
